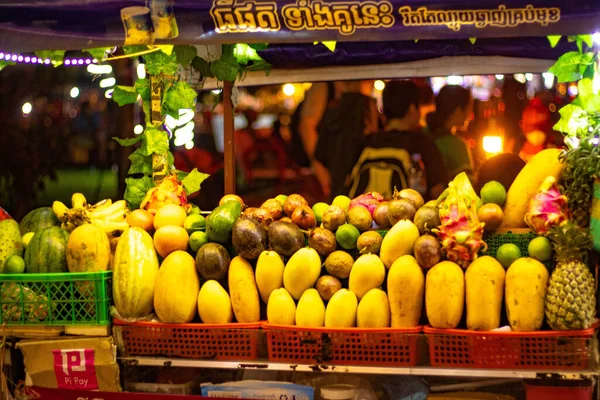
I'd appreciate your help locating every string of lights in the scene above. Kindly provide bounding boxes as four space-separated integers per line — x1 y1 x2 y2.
0 52 97 66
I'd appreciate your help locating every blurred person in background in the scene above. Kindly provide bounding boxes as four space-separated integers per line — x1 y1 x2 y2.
517 100 558 162
427 85 475 182
417 83 435 132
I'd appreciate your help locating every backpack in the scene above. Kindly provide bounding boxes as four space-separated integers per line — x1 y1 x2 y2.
346 147 413 199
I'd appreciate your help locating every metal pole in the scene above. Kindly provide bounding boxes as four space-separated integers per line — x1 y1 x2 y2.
223 80 236 195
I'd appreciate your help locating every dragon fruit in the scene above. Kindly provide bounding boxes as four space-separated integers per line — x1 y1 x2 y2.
0 206 11 221
433 173 486 269
524 176 568 235
140 174 190 214
349 192 383 217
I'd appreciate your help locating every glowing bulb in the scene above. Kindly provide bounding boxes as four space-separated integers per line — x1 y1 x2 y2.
137 63 146 79
104 89 114 99
525 73 533 81
593 32 600 45
87 64 113 74
133 124 144 135
22 102 32 115
17 55 23 62
542 72 554 90
99 77 116 88
483 136 503 154
70 87 80 98
165 115 177 130
514 74 526 84
495 74 504 80
178 109 195 125
282 83 295 97
374 80 386 91
447 75 463 85
176 121 195 135
185 141 194 150
0 53 4 60
568 83 578 97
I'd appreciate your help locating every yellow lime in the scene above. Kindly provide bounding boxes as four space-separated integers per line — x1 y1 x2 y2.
189 231 209 253
22 232 35 248
332 195 351 211
528 236 552 262
5 255 25 274
496 244 521 268
275 194 288 206
481 181 507 207
335 223 360 250
184 214 206 234
312 202 329 224
188 204 201 215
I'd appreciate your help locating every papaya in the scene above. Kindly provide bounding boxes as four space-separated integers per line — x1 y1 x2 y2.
198 280 233 324
154 251 200 324
357 288 390 328
426 261 464 329
67 224 111 274
465 256 505 331
505 258 548 331
255 250 285 303
206 201 242 244
283 247 321 300
0 219 24 273
499 149 563 229
296 289 325 327
113 227 159 319
349 254 385 300
228 256 260 323
388 255 424 328
267 288 296 325
325 289 358 328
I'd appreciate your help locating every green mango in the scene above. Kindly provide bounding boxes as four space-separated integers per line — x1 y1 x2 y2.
206 201 242 244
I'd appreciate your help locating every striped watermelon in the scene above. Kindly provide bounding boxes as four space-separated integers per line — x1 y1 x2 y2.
113 227 159 319
25 226 70 273
20 207 61 235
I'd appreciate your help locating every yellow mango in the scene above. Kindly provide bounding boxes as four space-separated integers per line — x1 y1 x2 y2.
296 289 325 327
505 257 548 331
465 256 505 330
380 220 420 269
349 254 385 300
228 256 260 323
267 288 296 325
154 251 199 324
255 250 285 303
357 288 390 328
283 247 322 300
388 255 424 328
325 289 358 328
198 280 233 324
499 148 563 229
426 261 464 328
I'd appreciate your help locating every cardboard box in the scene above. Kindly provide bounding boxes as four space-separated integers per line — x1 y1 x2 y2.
201 380 314 400
17 336 121 392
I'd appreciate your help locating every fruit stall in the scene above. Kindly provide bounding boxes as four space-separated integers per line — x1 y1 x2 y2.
1 1 600 400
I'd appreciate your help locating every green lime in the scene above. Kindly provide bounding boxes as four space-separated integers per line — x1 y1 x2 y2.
22 232 35 248
332 195 351 211
335 223 360 250
189 231 209 253
275 194 288 206
481 181 507 207
188 204 201 215
496 244 522 268
5 255 25 274
528 236 552 262
312 202 329 224
184 214 206 234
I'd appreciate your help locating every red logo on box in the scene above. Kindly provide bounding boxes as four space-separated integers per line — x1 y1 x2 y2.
52 349 98 390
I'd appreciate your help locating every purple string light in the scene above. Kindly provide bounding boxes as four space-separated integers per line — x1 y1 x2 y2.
0 51 96 66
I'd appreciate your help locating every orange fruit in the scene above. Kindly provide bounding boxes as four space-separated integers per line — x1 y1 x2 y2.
154 204 187 229
477 203 504 233
153 225 189 258
126 209 155 233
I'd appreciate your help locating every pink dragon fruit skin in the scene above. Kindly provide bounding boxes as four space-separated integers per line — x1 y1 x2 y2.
349 192 383 217
524 176 568 235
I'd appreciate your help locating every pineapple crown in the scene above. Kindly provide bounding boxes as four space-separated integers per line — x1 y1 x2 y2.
547 221 593 264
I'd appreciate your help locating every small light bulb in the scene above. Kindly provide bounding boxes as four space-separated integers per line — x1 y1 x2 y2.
282 83 295 97
185 141 194 150
374 80 386 91
70 87 80 98
22 102 32 115
495 74 504 80
133 124 144 135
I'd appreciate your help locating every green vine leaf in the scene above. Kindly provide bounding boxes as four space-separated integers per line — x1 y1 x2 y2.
124 46 148 55
244 59 271 74
156 45 174 55
145 51 178 75
191 56 214 78
210 53 240 82
83 47 110 61
174 45 198 66
134 78 151 101
572 78 600 113
548 52 595 83
469 38 477 44
234 44 264 64
162 81 197 118
124 176 155 209
181 168 210 195
0 60 15 72
140 127 169 156
128 148 153 175
547 35 561 48
553 104 588 136
112 85 138 106
112 136 142 146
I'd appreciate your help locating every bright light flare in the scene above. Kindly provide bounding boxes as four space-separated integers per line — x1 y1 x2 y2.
70 87 80 98
137 63 146 79
99 77 116 88
374 80 386 91
87 64 113 74
282 83 295 97
22 102 32 115
483 135 503 155
495 74 504 80
184 141 195 150
133 124 144 135
447 75 463 85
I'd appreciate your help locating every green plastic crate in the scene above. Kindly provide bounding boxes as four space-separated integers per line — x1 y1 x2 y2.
0 271 112 326
482 231 554 268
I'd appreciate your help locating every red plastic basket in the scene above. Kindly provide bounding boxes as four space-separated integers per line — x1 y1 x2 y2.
526 384 593 400
113 319 260 361
424 323 599 370
263 323 421 366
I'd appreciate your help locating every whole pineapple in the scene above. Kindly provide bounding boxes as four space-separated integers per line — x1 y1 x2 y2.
545 222 596 330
